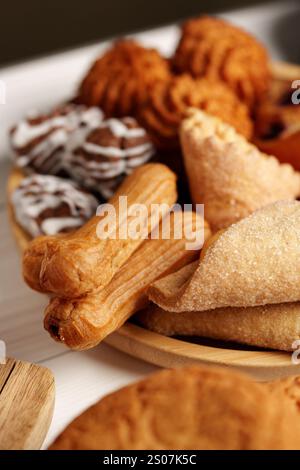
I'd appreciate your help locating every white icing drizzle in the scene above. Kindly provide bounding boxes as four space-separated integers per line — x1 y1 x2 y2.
12 116 69 148
11 105 104 175
41 217 84 235
11 109 154 200
66 117 155 197
11 174 98 237
82 141 153 158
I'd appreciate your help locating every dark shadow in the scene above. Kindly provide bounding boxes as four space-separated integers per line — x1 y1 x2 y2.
271 6 300 63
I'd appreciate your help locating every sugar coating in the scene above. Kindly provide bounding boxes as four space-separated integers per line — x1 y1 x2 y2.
149 200 300 312
180 109 300 231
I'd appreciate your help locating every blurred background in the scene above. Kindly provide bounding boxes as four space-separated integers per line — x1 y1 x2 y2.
1 0 300 66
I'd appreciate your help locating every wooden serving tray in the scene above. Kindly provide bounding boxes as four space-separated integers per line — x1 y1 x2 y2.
7 61 300 381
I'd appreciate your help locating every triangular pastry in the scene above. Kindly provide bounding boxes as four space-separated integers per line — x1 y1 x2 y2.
180 108 300 231
148 201 300 312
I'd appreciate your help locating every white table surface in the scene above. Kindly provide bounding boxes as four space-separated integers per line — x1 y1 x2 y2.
0 0 299 448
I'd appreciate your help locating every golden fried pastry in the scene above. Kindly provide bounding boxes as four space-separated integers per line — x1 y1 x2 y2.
138 295 300 352
22 163 177 298
181 109 300 231
49 365 300 450
77 40 171 117
139 75 252 148
149 200 300 312
172 16 270 109
44 211 210 350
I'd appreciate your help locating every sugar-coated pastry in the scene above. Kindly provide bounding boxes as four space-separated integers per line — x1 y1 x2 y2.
10 104 104 175
180 109 300 231
22 164 177 298
11 174 98 238
44 211 209 350
172 16 270 109
138 267 300 352
77 40 171 116
139 75 252 149
66 117 155 199
148 200 300 312
49 366 300 450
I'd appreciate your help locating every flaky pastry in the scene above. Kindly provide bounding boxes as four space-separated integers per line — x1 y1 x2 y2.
49 365 300 450
23 163 177 298
44 211 210 350
148 200 300 312
181 109 300 231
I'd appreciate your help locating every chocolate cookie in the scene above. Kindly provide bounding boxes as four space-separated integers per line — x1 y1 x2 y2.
11 174 98 237
10 104 104 175
66 117 155 198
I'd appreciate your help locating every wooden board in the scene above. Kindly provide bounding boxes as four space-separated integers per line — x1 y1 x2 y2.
0 358 55 449
6 61 300 381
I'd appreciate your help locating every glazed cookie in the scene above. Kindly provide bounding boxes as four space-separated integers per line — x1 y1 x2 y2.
11 174 98 237
77 40 171 117
66 117 155 198
180 109 300 230
10 104 104 175
139 74 252 148
172 16 270 109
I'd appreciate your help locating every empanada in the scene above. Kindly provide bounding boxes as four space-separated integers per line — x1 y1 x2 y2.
149 201 300 311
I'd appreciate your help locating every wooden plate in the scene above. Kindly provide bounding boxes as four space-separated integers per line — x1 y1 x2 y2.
7 62 300 380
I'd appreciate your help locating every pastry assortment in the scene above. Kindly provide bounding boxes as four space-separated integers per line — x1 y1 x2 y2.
49 366 300 450
255 79 300 170
6 13 300 450
8 14 300 353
